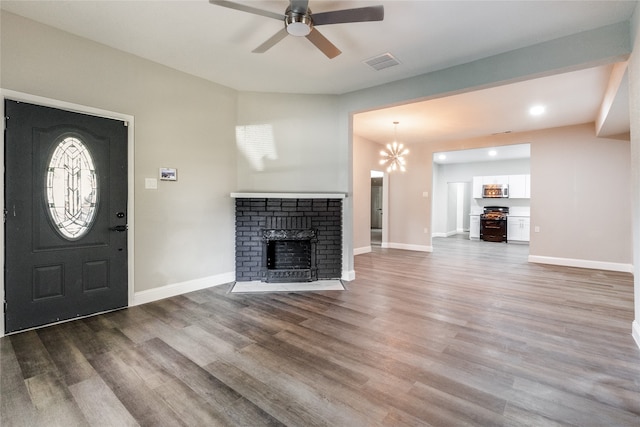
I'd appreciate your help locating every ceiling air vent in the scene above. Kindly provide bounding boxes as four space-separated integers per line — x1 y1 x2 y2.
364 53 400 71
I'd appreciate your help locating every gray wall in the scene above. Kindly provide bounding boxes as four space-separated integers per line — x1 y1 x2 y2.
1 12 237 294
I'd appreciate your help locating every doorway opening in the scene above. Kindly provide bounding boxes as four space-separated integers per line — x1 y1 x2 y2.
446 182 471 237
370 170 384 246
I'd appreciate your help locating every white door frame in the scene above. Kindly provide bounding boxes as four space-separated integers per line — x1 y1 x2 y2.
1 89 135 337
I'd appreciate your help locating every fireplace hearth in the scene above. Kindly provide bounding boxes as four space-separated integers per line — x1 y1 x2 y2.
232 194 344 283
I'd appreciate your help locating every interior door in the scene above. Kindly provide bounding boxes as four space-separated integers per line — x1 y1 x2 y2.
4 100 128 333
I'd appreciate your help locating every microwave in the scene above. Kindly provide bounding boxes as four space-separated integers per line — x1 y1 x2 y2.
482 184 509 198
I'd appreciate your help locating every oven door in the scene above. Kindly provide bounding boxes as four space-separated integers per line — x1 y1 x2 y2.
480 218 507 242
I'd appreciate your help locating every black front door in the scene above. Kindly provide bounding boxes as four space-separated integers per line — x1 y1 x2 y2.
4 100 128 333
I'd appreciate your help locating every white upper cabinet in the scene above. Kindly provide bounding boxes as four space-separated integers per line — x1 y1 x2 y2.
509 174 531 198
472 176 483 198
482 175 509 185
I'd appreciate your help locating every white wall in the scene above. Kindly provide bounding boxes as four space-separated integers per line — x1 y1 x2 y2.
1 12 238 297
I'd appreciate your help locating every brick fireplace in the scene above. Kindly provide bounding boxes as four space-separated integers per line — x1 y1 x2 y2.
232 194 344 282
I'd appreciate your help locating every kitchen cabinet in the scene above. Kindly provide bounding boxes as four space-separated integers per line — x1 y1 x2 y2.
470 215 480 239
509 174 530 198
507 216 530 242
472 176 483 199
483 175 509 185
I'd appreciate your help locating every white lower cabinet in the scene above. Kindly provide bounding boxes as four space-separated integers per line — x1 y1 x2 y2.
470 215 480 239
507 216 530 242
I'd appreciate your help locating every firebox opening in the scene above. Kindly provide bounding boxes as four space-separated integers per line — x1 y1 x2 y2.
261 228 318 283
267 240 312 271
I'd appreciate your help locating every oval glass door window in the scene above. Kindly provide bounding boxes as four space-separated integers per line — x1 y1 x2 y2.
46 136 98 240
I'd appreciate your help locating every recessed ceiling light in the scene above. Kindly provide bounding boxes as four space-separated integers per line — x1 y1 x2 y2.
529 105 546 116
488 150 497 156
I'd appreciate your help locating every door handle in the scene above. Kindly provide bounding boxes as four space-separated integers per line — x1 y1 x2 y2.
110 225 128 232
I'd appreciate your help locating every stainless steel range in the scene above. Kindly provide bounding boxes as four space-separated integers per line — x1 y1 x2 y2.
480 206 509 243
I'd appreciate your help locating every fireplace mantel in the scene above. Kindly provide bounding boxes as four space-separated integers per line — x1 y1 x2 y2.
231 192 346 199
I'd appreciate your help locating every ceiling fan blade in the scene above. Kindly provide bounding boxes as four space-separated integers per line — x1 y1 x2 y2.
312 5 384 26
306 28 341 59
209 0 283 21
290 0 309 14
252 28 289 53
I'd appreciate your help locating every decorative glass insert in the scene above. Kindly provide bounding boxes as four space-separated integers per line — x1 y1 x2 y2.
46 136 98 240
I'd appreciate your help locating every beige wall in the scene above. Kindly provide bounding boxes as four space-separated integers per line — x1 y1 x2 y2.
385 142 433 250
628 3 640 345
352 134 382 252
530 124 631 265
1 12 238 293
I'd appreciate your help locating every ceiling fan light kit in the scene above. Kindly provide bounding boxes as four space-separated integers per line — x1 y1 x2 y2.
286 9 312 36
210 0 384 59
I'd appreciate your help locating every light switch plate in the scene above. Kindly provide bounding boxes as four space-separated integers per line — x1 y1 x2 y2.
145 178 158 189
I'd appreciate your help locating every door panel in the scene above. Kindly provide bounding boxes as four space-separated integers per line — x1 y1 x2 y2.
5 100 128 333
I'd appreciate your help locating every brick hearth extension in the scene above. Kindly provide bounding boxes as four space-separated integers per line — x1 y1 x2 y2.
231 193 345 282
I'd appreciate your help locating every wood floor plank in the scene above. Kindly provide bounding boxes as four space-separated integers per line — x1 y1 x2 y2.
35 326 96 386
68 376 139 427
0 338 39 426
24 371 89 426
87 350 185 426
2 235 639 426
9 331 57 380
138 337 243 407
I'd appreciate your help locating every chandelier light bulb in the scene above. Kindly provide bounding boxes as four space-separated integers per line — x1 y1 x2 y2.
379 121 409 173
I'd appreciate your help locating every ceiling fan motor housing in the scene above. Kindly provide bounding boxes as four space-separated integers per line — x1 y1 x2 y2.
285 7 312 36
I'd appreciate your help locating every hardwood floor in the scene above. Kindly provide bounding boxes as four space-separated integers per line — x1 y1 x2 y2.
2 236 639 426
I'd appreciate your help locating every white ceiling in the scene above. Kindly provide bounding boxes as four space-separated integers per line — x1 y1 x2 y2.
433 144 531 166
2 1 637 160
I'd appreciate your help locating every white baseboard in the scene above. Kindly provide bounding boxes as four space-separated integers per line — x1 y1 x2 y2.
133 272 235 306
633 320 640 350
528 255 633 273
432 231 459 238
383 242 433 252
354 246 372 255
342 270 355 281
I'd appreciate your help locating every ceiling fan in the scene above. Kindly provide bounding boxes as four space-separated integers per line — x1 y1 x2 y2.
209 0 384 59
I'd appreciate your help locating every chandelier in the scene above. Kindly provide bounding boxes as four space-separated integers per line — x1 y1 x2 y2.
379 121 409 172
